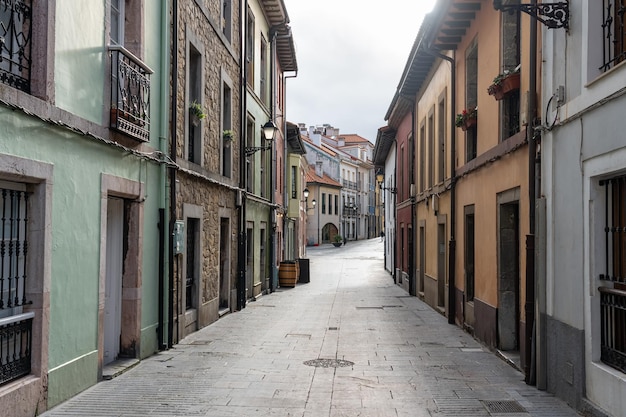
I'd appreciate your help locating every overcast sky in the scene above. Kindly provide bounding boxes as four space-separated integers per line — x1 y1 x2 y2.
282 0 436 142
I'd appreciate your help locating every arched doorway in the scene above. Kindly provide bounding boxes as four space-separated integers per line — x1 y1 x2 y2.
322 223 339 243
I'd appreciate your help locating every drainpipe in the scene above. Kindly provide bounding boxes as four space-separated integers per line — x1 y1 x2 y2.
237 0 248 310
410 100 417 296
282 71 297 261
446 52 457 326
157 0 170 351
426 48 457 325
167 0 179 348
525 0 538 385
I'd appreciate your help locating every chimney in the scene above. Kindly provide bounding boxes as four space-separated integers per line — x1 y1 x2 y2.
315 161 323 178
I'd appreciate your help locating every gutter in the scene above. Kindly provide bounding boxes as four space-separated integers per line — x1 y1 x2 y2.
157 0 170 351
167 0 179 348
237 0 248 310
525 0 538 385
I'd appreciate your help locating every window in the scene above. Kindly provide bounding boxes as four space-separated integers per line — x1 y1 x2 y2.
291 166 297 199
601 0 626 72
110 0 124 45
322 193 326 214
0 0 32 92
501 2 521 140
465 40 478 162
465 206 475 302
222 80 232 177
419 122 425 192
334 195 338 215
428 111 435 188
328 194 332 215
260 36 268 105
409 133 415 193
599 175 626 373
188 45 202 164
438 94 446 183
260 226 266 288
260 125 267 198
246 118 254 193
0 183 33 385
400 145 405 199
222 0 232 42
108 1 151 142
246 8 255 88
186 218 199 311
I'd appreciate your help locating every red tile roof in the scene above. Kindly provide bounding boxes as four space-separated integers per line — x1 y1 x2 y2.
305 166 341 188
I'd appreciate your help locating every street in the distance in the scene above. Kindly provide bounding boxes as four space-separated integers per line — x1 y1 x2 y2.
42 239 579 417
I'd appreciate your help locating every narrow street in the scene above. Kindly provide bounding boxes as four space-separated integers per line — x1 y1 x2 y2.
42 239 578 417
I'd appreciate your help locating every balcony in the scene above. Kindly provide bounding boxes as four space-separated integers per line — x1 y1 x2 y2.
0 0 32 93
109 46 152 142
342 180 357 190
0 312 34 386
599 286 626 374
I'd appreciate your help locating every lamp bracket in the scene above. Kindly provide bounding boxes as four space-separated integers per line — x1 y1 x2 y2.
494 1 569 30
245 145 272 156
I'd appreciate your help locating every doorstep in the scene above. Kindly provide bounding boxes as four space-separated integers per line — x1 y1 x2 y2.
496 349 522 372
102 358 140 380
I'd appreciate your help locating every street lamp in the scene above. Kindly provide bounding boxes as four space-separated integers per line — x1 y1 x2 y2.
303 188 316 211
246 120 278 156
376 172 397 194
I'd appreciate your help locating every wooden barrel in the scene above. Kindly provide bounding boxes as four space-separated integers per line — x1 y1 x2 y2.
279 261 298 288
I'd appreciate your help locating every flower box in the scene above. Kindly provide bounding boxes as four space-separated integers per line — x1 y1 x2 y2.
455 107 478 130
462 116 477 131
488 71 520 101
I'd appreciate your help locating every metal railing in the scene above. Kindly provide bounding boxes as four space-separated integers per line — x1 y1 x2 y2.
342 180 357 190
0 312 33 385
0 0 32 93
109 46 152 142
599 287 626 373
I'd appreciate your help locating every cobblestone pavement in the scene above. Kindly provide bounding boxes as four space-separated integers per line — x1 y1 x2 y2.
42 239 580 417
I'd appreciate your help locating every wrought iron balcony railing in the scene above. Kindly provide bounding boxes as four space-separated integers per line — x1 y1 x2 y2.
342 180 357 190
0 312 33 386
0 0 32 93
109 46 152 142
599 286 626 374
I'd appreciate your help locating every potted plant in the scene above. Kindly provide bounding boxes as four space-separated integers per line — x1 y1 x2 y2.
189 101 206 126
332 235 343 247
487 66 520 100
223 130 234 141
455 107 478 131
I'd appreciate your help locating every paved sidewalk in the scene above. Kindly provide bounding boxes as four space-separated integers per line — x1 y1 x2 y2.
42 239 580 417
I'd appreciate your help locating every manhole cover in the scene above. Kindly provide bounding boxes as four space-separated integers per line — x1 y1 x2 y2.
482 400 526 413
303 358 354 368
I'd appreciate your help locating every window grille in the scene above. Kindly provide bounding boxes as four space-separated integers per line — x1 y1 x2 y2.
0 0 32 93
600 176 626 284
599 175 626 373
0 186 32 386
601 0 626 72
1 187 29 311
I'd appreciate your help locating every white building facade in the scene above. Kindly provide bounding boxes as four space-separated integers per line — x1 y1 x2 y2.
541 2 626 415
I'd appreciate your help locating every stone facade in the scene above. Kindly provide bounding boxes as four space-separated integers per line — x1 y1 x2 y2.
172 0 242 342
